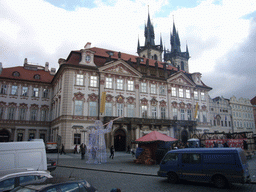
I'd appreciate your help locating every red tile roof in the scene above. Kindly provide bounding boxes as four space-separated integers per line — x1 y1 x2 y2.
66 47 178 71
0 66 53 83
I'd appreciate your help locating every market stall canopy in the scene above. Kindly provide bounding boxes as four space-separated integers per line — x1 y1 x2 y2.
134 131 178 143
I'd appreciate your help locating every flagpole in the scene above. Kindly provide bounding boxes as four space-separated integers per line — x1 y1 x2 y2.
103 116 123 126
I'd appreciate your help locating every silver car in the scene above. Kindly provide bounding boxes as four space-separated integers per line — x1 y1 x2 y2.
0 170 52 191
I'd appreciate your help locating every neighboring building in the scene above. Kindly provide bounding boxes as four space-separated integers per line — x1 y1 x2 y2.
209 96 232 133
0 60 54 142
0 15 213 151
230 96 255 133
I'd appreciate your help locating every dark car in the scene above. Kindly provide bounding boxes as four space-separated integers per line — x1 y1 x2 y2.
47 158 56 172
11 180 97 192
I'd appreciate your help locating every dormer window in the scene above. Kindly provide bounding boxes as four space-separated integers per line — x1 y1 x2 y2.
86 55 91 62
107 51 114 56
12 71 20 77
34 74 40 80
140 58 144 62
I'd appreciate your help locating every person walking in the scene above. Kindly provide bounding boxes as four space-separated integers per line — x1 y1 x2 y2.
126 145 131 153
74 145 78 154
60 144 66 155
109 145 114 159
80 143 86 160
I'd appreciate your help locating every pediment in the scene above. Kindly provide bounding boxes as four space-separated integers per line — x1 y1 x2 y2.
167 72 195 87
99 59 142 77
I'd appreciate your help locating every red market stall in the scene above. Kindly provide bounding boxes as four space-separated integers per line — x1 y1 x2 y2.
132 131 178 165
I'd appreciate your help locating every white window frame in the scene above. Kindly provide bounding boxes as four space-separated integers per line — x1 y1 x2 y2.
127 104 134 117
33 88 39 97
141 105 147 118
11 85 18 95
186 90 190 98
152 106 157 119
0 84 7 94
30 109 37 121
8 107 15 120
89 101 97 116
116 79 123 90
127 80 134 91
179 88 184 98
187 109 192 120
201 92 205 100
151 84 156 94
161 107 166 119
90 76 98 87
41 109 48 121
141 82 147 93
105 103 112 116
181 109 185 120
194 91 198 100
76 74 84 86
19 108 26 120
159 85 165 95
43 89 49 98
171 87 176 97
74 100 83 116
105 77 113 89
22 87 28 96
117 103 124 117
173 108 177 120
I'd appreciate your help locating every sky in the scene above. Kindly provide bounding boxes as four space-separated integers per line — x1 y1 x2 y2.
1 0 256 100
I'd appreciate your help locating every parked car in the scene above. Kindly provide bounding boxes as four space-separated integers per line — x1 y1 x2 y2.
158 148 251 188
0 170 52 192
47 158 56 172
10 180 97 192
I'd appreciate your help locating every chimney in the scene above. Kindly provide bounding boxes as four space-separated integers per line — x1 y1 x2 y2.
58 58 66 67
50 68 56 75
118 52 121 59
84 42 91 49
0 62 2 75
45 62 49 71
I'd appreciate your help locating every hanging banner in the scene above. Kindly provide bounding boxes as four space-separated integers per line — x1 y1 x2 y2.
100 91 106 114
194 102 198 119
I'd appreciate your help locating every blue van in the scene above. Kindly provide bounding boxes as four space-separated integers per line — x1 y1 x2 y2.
157 148 251 188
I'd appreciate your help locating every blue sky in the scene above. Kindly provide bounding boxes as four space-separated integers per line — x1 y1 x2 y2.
1 0 256 99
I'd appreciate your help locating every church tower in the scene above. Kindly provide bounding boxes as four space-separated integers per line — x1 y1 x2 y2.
137 12 163 62
164 22 190 72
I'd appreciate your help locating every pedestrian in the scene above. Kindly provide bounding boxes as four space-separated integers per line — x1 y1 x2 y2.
131 148 135 157
109 145 114 159
60 144 66 155
213 141 218 148
80 143 86 160
184 142 189 148
243 140 248 150
74 145 78 154
223 141 229 147
127 145 131 153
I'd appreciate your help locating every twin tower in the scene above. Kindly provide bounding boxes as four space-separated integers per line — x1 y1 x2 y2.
137 13 190 73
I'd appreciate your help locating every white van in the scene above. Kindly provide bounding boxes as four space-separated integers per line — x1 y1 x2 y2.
0 140 47 175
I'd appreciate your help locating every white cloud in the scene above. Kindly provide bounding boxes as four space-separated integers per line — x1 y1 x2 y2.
0 0 256 98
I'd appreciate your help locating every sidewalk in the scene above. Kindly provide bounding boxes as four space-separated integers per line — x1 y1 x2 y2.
48 151 256 182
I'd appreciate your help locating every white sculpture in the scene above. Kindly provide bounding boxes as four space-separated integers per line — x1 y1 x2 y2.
86 120 113 164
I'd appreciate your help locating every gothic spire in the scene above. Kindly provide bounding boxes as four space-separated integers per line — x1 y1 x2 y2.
144 10 155 47
137 36 140 53
171 21 181 53
160 33 163 51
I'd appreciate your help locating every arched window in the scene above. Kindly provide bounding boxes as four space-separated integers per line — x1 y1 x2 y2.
154 54 158 60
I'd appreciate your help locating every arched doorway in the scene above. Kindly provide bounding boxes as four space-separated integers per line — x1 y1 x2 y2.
0 129 10 142
181 129 188 144
114 129 126 151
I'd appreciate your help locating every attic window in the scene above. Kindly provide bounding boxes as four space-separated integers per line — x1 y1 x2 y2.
12 71 20 77
107 51 114 56
140 58 144 62
34 74 40 80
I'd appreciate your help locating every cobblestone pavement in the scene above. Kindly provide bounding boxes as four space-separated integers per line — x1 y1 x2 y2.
48 151 256 183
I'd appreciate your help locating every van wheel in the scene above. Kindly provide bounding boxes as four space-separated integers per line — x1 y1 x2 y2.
213 175 227 188
167 172 178 184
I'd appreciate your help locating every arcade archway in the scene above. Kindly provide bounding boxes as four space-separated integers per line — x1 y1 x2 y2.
114 129 126 151
0 129 10 142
